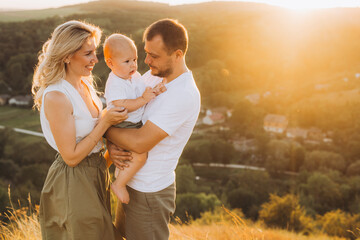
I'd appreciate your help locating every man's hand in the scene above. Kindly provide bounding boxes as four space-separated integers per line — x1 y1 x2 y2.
107 141 133 170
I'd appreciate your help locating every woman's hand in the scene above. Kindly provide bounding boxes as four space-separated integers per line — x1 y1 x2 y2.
101 106 128 127
107 141 132 170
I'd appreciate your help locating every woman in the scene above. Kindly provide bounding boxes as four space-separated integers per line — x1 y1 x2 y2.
32 20 127 240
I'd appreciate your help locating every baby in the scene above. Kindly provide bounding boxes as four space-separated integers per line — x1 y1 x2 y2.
103 34 165 203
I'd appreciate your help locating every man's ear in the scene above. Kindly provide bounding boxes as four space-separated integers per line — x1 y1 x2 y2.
174 49 184 59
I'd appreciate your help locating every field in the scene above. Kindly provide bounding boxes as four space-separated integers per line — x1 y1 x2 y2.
0 196 343 240
0 106 41 132
0 6 84 22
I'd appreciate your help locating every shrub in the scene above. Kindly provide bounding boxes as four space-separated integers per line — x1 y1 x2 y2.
317 209 360 240
259 194 313 233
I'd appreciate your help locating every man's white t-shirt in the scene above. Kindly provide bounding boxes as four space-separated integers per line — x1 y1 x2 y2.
127 70 201 192
104 71 145 123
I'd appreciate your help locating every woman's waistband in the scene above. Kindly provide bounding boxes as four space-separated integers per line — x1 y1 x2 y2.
55 151 105 168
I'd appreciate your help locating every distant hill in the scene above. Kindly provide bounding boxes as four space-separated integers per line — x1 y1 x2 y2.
1 0 360 112
0 5 85 22
0 0 173 22
0 0 284 23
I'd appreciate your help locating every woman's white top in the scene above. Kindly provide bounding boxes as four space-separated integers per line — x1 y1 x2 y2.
40 79 103 154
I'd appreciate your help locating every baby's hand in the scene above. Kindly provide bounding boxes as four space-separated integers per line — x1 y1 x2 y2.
153 82 167 96
142 87 156 103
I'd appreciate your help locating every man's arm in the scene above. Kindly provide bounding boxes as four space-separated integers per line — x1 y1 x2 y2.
105 120 168 154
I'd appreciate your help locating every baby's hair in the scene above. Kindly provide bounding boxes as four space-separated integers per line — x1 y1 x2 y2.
103 34 136 60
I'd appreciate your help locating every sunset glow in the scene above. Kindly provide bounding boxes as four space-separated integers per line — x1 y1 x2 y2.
0 0 360 10
259 0 360 10
143 0 360 9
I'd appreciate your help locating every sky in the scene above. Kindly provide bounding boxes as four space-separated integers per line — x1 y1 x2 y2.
0 0 360 10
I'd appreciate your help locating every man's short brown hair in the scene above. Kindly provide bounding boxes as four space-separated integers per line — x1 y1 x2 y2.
143 19 188 55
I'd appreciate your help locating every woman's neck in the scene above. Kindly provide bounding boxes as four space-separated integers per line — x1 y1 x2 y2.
65 72 83 91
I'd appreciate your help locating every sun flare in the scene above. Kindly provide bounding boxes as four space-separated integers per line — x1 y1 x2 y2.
265 0 360 10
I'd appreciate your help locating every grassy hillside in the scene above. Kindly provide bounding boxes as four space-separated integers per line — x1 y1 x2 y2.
0 106 40 131
0 0 173 22
0 5 85 22
0 198 342 240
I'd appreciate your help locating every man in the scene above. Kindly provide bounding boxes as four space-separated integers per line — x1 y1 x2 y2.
105 19 200 240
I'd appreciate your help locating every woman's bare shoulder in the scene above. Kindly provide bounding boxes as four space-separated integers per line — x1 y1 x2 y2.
44 91 72 113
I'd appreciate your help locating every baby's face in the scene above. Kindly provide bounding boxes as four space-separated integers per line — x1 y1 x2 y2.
110 44 138 80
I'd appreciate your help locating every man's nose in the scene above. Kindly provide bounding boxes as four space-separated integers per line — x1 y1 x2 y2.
144 55 150 65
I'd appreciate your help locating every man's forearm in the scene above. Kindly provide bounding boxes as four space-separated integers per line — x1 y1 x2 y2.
105 121 168 154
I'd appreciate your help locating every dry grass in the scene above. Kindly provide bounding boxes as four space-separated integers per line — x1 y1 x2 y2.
0 190 344 240
169 208 344 240
0 188 41 240
170 224 345 240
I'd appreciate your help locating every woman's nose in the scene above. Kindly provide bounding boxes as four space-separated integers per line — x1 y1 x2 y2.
93 54 98 63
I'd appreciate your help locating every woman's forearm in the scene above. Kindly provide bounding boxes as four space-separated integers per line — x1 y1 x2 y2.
61 120 110 167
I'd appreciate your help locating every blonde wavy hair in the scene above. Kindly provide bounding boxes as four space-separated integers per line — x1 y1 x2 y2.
32 20 102 110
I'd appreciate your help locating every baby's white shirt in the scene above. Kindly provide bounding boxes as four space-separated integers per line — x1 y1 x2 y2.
104 71 145 123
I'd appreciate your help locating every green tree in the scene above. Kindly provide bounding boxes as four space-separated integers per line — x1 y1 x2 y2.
181 139 213 164
265 139 290 176
17 164 49 188
300 172 343 214
346 160 360 176
304 150 346 173
227 188 256 215
225 170 275 219
0 159 20 180
175 193 221 221
347 141 360 161
175 164 196 194
0 128 13 158
229 100 264 135
181 138 234 165
10 141 55 165
289 146 305 172
209 139 235 165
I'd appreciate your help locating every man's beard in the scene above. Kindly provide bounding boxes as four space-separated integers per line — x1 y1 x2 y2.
150 60 173 78
152 67 173 78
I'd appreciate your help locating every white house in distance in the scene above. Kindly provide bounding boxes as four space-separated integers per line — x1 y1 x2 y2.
8 95 32 107
263 114 288 134
202 107 232 125
286 127 308 139
203 110 225 125
231 137 257 152
0 94 10 106
245 93 260 105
